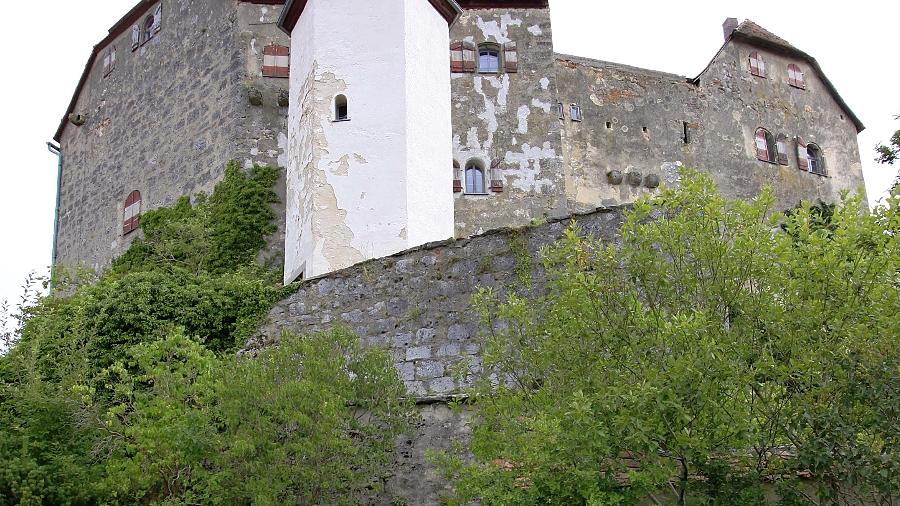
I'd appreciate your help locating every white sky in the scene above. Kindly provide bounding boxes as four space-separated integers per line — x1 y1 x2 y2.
0 0 897 310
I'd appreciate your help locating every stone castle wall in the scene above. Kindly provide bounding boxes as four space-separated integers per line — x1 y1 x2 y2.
249 206 626 504
55 0 290 272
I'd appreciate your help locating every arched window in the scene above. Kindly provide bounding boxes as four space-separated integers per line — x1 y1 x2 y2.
787 64 805 89
143 15 155 43
754 128 776 163
807 143 825 175
775 134 789 165
123 190 142 235
465 160 486 194
749 51 766 78
334 95 348 121
478 44 500 74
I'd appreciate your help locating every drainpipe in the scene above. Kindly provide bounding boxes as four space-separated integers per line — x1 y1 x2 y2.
46 141 62 275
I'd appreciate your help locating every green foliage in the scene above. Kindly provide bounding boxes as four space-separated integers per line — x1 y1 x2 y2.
440 170 899 505
0 162 412 504
875 128 899 166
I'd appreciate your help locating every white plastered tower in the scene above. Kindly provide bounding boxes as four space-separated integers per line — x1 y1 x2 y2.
279 0 460 283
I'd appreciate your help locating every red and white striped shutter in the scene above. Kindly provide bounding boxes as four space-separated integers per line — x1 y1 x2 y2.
132 25 140 50
462 42 476 73
453 160 462 192
123 191 142 234
755 130 769 161
796 139 809 171
758 54 766 77
787 65 795 86
490 159 503 192
450 42 464 73
749 52 759 76
102 51 111 75
110 46 117 70
776 135 789 165
263 45 275 76
795 66 805 88
275 45 289 77
153 4 162 33
504 42 518 73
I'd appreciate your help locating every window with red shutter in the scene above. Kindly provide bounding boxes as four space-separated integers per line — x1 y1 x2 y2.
504 42 518 73
453 160 462 193
462 42 477 73
787 64 805 89
749 51 766 78
123 190 142 235
263 44 290 78
755 128 775 163
796 138 810 171
490 159 503 192
450 42 464 73
776 134 789 165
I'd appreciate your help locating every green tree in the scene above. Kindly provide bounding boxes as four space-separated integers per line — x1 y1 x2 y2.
439 170 899 505
0 162 413 505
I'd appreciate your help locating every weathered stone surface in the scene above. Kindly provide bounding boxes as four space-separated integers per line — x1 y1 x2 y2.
55 0 290 273
249 207 626 504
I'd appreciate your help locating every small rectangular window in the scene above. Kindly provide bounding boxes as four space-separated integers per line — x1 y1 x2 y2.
570 104 582 122
557 102 565 120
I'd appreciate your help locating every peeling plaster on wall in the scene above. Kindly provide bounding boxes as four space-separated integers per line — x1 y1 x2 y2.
540 77 550 90
517 105 530 133
475 14 522 44
528 24 542 36
531 97 551 113
505 142 556 193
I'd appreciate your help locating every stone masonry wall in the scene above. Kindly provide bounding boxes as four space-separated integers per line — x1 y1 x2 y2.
450 7 569 238
249 206 626 504
55 0 290 273
555 38 865 214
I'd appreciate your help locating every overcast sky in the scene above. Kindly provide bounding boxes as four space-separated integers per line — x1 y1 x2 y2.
0 0 897 311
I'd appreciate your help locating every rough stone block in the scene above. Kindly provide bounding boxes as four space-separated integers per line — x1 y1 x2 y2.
406 346 432 361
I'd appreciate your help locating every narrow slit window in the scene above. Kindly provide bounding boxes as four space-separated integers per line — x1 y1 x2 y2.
557 102 565 120
683 121 691 144
465 161 486 194
335 95 348 121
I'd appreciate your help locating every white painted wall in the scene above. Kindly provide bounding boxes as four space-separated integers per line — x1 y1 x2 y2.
404 0 455 247
284 0 455 283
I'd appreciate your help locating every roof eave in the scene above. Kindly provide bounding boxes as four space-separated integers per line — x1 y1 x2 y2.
279 0 462 35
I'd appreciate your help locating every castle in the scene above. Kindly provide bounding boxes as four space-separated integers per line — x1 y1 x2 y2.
51 0 865 282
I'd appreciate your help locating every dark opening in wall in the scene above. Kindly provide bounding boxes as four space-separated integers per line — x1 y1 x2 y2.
606 121 612 129
335 95 349 121
642 127 648 133
683 122 691 144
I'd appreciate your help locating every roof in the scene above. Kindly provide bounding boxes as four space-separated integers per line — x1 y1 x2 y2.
724 19 864 133
555 53 692 83
278 0 463 35
53 0 287 143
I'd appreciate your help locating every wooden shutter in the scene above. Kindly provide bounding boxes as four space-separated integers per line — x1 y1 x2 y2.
453 160 462 192
788 64 805 89
749 51 765 77
102 51 111 76
462 42 476 73
776 135 789 165
504 42 518 73
450 42 464 73
755 129 770 161
123 191 142 235
490 159 503 192
132 25 141 50
152 4 162 33
263 45 290 78
796 138 809 171
110 46 117 70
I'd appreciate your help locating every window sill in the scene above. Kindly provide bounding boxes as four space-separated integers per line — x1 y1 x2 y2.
333 118 351 123
463 192 490 196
